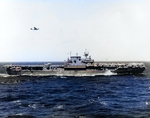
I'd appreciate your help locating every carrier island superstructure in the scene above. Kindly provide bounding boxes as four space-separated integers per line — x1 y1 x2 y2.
3 51 146 76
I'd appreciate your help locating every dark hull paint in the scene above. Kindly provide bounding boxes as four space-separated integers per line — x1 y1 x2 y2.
112 67 145 75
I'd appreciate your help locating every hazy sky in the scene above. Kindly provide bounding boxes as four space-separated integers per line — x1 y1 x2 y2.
0 0 150 62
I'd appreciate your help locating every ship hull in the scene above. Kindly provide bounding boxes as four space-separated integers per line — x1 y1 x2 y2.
3 61 146 76
20 69 107 76
112 67 145 75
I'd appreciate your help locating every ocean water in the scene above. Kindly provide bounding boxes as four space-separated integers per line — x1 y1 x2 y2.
0 62 150 118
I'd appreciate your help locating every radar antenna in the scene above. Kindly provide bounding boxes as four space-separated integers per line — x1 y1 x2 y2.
84 49 89 59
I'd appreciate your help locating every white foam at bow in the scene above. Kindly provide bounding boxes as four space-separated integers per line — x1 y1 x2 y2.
103 70 117 76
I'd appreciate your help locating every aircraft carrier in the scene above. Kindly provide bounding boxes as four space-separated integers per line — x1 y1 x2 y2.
3 51 146 76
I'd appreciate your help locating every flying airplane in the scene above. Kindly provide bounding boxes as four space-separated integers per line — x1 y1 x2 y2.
30 27 39 30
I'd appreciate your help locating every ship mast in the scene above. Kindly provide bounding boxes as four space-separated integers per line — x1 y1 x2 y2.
84 49 89 59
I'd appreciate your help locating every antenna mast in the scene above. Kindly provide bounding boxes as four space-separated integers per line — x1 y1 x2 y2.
84 49 89 59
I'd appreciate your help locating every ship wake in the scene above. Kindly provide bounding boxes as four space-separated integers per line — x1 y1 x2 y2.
103 70 117 76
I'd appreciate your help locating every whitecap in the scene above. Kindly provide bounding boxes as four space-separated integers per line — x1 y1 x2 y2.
57 105 63 109
54 105 64 109
13 100 21 103
100 101 107 106
15 113 23 116
28 104 37 109
146 101 149 105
